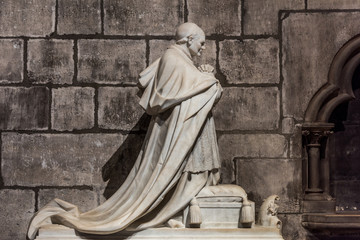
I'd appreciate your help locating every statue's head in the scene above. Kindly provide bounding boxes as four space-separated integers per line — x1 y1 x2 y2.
175 22 205 57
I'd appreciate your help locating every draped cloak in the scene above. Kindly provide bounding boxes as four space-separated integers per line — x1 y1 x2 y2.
27 45 222 240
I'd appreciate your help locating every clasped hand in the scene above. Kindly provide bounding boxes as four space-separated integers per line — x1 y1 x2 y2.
198 64 215 75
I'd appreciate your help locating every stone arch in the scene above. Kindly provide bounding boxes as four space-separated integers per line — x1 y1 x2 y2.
302 35 360 213
304 35 359 123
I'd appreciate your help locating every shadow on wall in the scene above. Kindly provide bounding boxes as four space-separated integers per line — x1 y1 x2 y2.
101 113 151 199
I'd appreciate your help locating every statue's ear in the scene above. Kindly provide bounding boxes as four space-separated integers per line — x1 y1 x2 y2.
187 35 193 45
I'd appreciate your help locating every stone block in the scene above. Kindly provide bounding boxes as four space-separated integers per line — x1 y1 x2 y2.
0 0 55 36
213 87 280 130
1 133 124 188
308 0 360 9
51 87 95 131
38 189 98 212
0 87 49 130
149 40 216 68
0 189 35 240
282 12 360 120
235 158 302 213
78 40 146 84
278 214 309 240
98 87 145 130
149 40 176 64
218 134 288 183
290 124 303 159
282 117 295 134
218 134 288 159
28 39 74 84
243 0 303 35
0 39 23 83
188 0 241 35
219 39 279 84
104 0 183 35
58 0 101 35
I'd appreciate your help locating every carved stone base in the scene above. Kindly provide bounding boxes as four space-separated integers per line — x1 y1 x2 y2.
183 200 255 228
35 224 284 240
302 199 336 213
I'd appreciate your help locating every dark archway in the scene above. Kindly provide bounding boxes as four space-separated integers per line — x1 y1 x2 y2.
327 64 360 212
301 35 360 237
301 35 360 213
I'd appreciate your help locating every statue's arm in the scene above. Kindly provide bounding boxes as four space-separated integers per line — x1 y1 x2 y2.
198 64 222 104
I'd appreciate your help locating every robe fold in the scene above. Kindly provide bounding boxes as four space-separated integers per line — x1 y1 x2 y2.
27 45 222 240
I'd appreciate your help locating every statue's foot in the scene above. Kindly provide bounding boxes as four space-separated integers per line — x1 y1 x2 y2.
166 219 185 228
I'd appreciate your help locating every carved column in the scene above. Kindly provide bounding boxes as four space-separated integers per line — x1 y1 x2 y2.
302 123 336 213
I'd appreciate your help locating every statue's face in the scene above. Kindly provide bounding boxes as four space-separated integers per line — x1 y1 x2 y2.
188 34 206 57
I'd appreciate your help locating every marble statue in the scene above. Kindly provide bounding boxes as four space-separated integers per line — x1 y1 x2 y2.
28 22 223 239
257 195 282 229
27 22 284 240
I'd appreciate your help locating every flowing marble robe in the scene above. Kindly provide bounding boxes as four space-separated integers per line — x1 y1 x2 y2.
27 45 222 240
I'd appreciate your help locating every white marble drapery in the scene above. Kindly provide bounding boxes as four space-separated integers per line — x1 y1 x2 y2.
28 45 222 240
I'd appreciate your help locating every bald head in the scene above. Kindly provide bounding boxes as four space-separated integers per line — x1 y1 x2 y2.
175 22 205 44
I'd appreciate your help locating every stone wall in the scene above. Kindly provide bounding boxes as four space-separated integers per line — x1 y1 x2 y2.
1 1 360 239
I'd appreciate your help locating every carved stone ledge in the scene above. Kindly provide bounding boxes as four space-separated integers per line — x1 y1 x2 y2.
302 213 360 239
302 122 334 133
35 224 285 240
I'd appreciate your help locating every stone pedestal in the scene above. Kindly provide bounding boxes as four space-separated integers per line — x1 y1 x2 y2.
183 199 255 228
35 224 284 240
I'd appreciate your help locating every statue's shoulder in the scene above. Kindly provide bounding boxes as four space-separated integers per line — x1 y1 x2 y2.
159 47 186 69
162 47 179 60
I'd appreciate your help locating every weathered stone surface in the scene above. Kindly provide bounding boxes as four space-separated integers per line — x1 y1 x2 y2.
219 39 279 84
308 0 360 9
149 40 175 64
0 189 35 240
244 0 303 35
235 158 302 213
98 87 144 130
0 87 49 130
0 39 23 83
78 40 146 84
1 133 125 187
28 39 74 84
218 134 288 159
104 0 183 35
213 87 280 130
188 0 241 35
38 189 98 212
282 12 360 120
282 117 295 134
52 87 95 131
278 214 309 240
218 134 288 183
58 0 101 35
0 0 55 36
149 40 216 67
290 124 303 159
